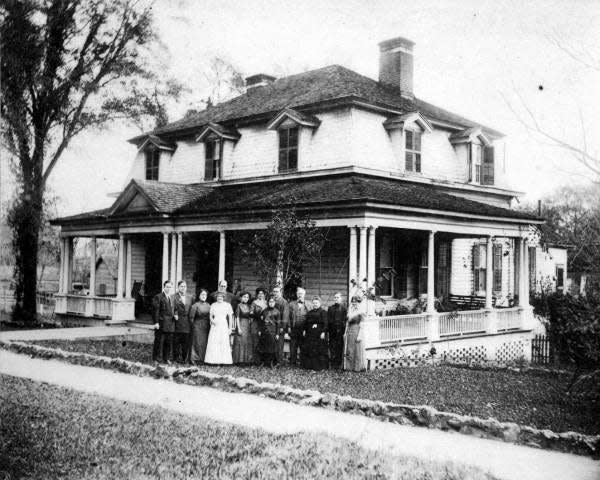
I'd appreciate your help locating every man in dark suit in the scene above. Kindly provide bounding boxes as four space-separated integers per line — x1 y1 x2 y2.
272 285 289 364
152 280 175 363
172 280 192 364
288 287 308 366
327 292 348 369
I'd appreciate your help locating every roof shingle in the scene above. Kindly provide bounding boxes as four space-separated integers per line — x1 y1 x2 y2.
130 65 503 142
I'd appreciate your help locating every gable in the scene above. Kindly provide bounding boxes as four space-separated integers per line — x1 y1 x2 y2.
122 192 154 212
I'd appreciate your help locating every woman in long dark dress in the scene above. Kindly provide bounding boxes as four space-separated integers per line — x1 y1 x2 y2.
257 295 280 367
189 289 211 364
232 292 253 364
250 288 267 364
301 296 329 371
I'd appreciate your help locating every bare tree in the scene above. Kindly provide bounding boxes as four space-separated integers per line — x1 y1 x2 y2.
0 0 171 322
502 34 600 183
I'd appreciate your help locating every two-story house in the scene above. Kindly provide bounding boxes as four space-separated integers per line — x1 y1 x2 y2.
53 36 544 368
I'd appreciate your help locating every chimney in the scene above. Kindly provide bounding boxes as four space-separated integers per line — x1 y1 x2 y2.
378 36 415 100
245 73 276 90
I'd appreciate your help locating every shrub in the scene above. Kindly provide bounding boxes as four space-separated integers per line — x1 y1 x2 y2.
532 291 600 389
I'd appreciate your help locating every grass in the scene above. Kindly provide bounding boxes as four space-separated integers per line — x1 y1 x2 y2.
0 374 498 480
32 338 600 435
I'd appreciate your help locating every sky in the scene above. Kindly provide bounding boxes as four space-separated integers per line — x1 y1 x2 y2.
37 0 600 215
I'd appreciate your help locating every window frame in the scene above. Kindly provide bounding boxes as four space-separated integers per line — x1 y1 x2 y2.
278 126 299 173
145 148 160 181
204 136 222 181
472 243 487 295
404 129 422 173
473 143 483 183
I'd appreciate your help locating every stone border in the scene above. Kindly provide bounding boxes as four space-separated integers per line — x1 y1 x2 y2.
1 339 598 458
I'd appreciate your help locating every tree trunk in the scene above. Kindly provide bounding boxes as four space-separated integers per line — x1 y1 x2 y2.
10 150 44 324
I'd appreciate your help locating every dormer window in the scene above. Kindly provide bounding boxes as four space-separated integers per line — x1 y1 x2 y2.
451 127 495 186
204 137 222 181
405 130 422 173
145 148 160 181
267 108 320 174
137 135 175 181
383 111 432 175
196 122 241 182
278 126 298 173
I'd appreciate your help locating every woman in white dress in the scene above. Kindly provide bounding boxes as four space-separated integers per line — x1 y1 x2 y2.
204 291 234 365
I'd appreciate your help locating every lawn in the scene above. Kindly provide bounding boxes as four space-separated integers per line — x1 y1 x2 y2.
32 338 600 435
0 375 497 480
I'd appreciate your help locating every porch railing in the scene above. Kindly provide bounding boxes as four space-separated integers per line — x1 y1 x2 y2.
496 308 522 331
66 295 87 315
94 297 114 318
379 313 428 343
438 309 487 337
56 294 133 322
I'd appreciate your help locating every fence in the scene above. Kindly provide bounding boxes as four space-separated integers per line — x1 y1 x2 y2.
531 334 553 365
379 313 428 343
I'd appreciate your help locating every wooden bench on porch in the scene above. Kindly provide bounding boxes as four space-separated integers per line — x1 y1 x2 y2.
448 294 496 310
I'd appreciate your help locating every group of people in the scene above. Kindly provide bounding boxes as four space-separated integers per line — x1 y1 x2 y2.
152 279 369 371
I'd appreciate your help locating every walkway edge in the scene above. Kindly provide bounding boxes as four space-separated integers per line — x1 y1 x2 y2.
2 339 598 458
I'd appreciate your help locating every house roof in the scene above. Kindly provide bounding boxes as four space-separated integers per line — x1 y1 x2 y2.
129 65 504 143
54 173 540 225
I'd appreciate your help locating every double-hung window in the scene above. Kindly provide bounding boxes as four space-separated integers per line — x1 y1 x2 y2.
472 243 487 294
204 138 222 181
473 144 483 183
405 130 422 173
145 148 160 181
278 127 298 173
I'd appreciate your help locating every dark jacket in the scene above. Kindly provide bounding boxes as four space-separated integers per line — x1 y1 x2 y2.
327 303 348 336
152 291 175 332
173 293 191 333
273 297 289 332
289 299 309 331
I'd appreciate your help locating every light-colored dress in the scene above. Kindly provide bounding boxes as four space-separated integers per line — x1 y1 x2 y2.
343 294 368 372
204 302 234 365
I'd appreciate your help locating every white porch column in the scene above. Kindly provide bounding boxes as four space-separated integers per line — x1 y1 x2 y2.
522 240 530 306
170 232 177 286
358 227 367 285
176 232 183 283
125 237 132 298
117 234 125 298
218 230 226 283
67 237 74 293
348 227 357 287
485 236 493 309
89 237 97 296
367 226 377 287
162 233 169 285
58 237 66 294
426 231 436 313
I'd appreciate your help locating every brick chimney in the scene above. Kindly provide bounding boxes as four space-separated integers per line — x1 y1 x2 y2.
245 73 276 90
378 36 415 100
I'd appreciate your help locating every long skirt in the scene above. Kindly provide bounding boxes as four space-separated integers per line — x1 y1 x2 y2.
249 320 260 364
301 333 329 371
232 317 254 364
190 320 210 363
204 323 233 365
343 323 365 372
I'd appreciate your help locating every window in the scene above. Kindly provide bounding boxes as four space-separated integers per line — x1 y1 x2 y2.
482 145 495 185
278 127 298 173
405 130 421 173
492 244 502 293
528 246 537 292
145 148 160 181
204 137 222 181
555 265 564 291
472 243 487 294
473 144 483 183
